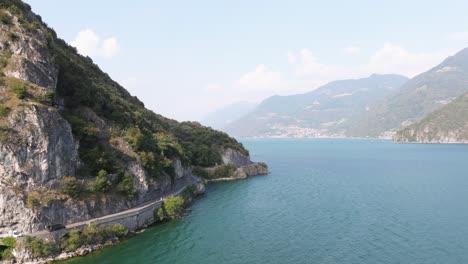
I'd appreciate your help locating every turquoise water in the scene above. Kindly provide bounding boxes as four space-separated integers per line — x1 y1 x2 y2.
62 139 468 264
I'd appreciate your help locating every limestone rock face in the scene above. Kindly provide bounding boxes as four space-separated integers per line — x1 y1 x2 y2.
221 148 252 167
0 105 79 188
0 12 58 89
0 186 38 234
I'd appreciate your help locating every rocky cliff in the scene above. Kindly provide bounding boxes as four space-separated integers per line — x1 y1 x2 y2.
394 93 468 143
0 0 266 240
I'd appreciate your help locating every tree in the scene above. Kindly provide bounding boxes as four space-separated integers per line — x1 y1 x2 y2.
117 172 135 197
60 176 81 197
163 196 185 218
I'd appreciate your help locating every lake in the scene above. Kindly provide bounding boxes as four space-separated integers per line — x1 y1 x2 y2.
61 139 468 264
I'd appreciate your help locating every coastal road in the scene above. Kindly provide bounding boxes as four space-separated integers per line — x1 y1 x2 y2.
25 177 199 239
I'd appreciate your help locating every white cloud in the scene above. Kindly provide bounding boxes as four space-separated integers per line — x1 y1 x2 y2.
69 29 120 59
289 43 451 81
364 43 450 77
343 45 361 55
234 64 283 92
294 49 342 79
205 43 454 106
197 43 457 120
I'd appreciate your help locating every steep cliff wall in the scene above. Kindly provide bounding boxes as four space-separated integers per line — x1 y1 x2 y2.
0 1 261 238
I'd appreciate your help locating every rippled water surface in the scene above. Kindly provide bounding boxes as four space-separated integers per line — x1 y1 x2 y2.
62 139 468 264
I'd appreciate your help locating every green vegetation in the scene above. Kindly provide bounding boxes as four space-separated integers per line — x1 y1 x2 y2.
88 172 112 193
192 166 210 178
63 113 119 177
25 190 64 209
212 163 236 179
192 164 237 179
0 0 250 207
154 207 165 221
117 171 135 197
258 162 268 169
61 229 81 252
0 105 10 117
11 81 28 99
23 236 56 258
0 237 16 260
46 10 246 180
154 196 186 221
193 163 238 179
163 196 185 218
60 224 128 252
60 176 81 198
26 194 40 208
106 223 128 238
181 185 196 200
35 91 54 105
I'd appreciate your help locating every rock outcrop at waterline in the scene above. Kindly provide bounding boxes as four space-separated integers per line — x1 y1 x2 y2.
0 2 267 262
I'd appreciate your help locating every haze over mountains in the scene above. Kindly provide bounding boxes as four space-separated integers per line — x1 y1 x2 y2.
348 48 468 138
214 47 468 143
223 74 409 138
201 101 257 130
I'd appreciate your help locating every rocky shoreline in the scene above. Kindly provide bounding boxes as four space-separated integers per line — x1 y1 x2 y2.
7 163 269 264
9 188 205 264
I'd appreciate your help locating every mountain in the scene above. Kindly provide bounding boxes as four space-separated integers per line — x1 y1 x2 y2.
0 0 267 259
394 92 468 143
224 74 408 138
201 101 257 130
347 48 468 138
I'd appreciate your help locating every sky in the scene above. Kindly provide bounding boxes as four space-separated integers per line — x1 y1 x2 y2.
25 0 468 121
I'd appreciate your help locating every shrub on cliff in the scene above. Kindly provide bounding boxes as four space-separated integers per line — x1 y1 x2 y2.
106 224 128 238
0 105 10 118
24 236 56 258
60 176 81 198
60 229 82 252
25 194 40 209
11 81 27 99
35 91 54 105
81 224 105 245
61 224 128 252
0 237 16 260
88 174 111 193
117 171 135 197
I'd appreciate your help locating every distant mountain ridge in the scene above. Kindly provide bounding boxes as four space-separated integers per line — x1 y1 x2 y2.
347 48 468 138
224 74 409 138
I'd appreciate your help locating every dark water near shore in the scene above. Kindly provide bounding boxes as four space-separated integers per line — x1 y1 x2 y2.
61 139 468 264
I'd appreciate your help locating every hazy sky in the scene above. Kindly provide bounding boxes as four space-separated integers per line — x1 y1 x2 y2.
25 0 468 121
